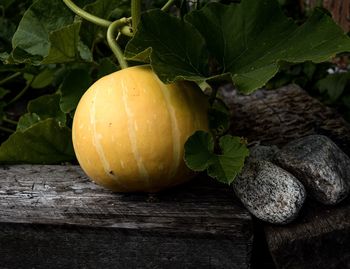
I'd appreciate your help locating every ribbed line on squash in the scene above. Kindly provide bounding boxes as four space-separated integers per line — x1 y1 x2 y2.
158 79 181 182
90 89 127 190
121 80 150 186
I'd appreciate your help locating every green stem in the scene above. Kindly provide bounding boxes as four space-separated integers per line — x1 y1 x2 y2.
161 0 177 11
3 117 18 125
131 0 141 31
7 77 34 105
107 19 129 69
120 25 134 37
0 72 21 86
62 0 111 27
0 126 14 133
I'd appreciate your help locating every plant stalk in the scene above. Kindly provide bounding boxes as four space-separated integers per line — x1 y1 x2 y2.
0 72 21 86
62 0 111 27
161 0 177 11
107 19 129 69
131 0 141 31
0 126 14 133
2 117 18 125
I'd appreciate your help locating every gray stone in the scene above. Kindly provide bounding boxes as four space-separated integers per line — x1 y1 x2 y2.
274 135 350 205
248 145 279 161
233 160 306 224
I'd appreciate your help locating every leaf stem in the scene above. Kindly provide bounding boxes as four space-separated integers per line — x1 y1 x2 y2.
107 19 129 69
7 76 34 106
0 72 21 86
2 117 18 125
0 126 14 133
161 0 177 11
62 0 112 28
198 81 217 106
131 0 141 31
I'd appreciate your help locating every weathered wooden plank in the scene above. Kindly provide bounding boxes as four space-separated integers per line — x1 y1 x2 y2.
222 84 350 155
0 165 253 269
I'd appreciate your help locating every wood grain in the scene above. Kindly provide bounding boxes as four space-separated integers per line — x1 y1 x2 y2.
0 165 253 269
222 84 350 155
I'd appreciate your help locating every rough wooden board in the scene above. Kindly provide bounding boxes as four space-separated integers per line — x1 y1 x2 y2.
264 197 350 269
0 165 253 269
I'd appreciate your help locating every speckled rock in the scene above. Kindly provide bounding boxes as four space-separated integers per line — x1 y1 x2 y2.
248 145 279 161
274 135 350 205
233 160 306 224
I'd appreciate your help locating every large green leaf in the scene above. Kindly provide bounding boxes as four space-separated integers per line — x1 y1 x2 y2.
187 2 350 92
207 135 249 184
17 93 67 131
126 0 350 93
11 0 92 64
0 118 75 164
184 131 249 184
125 10 209 83
27 93 66 125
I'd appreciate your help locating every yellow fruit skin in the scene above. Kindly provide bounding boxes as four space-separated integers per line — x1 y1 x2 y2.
72 65 208 192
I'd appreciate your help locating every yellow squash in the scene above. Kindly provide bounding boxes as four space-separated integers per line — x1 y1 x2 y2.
72 65 208 192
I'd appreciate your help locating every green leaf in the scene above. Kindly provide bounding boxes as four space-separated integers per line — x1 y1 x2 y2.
184 131 249 184
16 113 41 131
317 72 350 102
207 135 249 184
208 99 230 136
41 22 92 64
0 118 75 164
27 93 66 126
31 68 55 89
125 9 209 83
186 1 350 93
11 0 92 64
23 73 34 84
126 0 350 93
184 131 214 171
59 69 92 113
0 17 17 51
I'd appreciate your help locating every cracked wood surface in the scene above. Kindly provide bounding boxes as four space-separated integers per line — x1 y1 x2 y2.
0 165 253 269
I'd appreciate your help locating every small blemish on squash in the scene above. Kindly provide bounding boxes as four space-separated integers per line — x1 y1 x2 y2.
109 122 112 127
109 170 115 175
